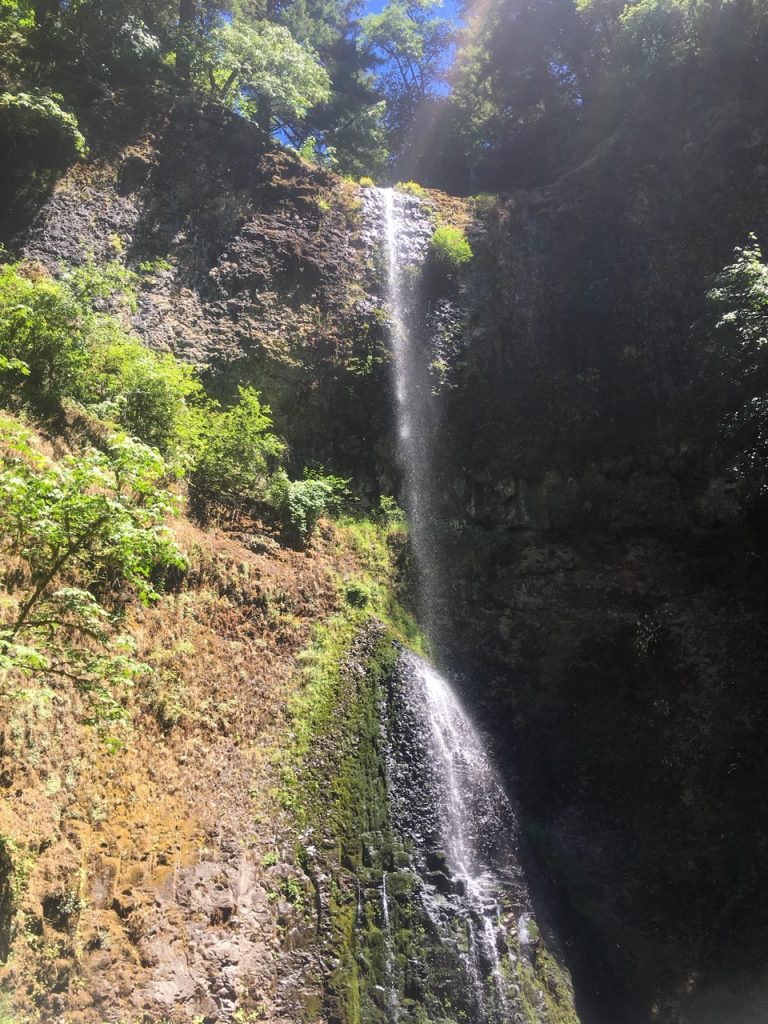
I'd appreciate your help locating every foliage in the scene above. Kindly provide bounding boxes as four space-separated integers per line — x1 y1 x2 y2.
0 91 86 164
343 578 372 607
0 417 184 723
447 0 768 189
703 236 768 496
298 33 389 179
375 493 406 526
395 180 427 197
0 260 92 412
62 256 138 304
0 259 352 546
190 386 284 510
269 468 348 544
359 0 454 153
428 224 473 270
0 0 388 173
83 332 206 466
199 17 331 132
708 236 768 360
0 259 207 465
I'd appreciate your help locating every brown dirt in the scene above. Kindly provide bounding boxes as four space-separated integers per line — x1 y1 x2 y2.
0 509 361 1024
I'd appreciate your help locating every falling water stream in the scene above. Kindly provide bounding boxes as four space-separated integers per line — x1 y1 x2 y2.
361 187 550 1023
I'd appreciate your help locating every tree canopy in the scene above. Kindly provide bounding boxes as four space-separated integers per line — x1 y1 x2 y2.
2 0 768 185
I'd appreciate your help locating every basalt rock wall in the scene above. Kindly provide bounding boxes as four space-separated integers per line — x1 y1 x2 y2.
426 87 768 1024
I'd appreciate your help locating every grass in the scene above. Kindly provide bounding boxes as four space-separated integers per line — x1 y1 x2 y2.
277 512 422 825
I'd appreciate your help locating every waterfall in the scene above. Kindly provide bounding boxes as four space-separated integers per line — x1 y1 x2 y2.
359 187 571 1022
380 186 441 640
384 650 528 1024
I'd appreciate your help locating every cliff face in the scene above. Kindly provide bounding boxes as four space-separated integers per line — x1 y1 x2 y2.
427 86 768 1023
0 105 403 1023
5 83 768 1024
19 100 394 495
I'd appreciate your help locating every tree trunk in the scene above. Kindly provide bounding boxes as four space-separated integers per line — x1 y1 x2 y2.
257 94 272 134
177 0 196 87
33 0 60 22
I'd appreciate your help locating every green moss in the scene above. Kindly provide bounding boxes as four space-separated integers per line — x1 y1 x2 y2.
273 514 426 1022
516 947 580 1024
0 992 16 1024
0 835 35 965
276 515 579 1024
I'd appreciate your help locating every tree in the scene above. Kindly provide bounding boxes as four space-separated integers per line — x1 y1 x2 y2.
290 29 389 176
359 0 454 157
449 0 587 186
190 386 285 511
0 419 184 722
199 16 331 134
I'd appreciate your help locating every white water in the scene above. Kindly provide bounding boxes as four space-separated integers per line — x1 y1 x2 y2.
380 187 441 639
396 651 516 1020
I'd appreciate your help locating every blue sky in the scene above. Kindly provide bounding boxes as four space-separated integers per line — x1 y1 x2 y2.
363 0 463 22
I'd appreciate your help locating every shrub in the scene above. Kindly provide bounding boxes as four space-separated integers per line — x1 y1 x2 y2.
62 257 138 305
269 470 349 544
82 331 206 465
359 176 375 187
0 261 96 412
395 180 427 198
344 579 373 608
470 192 497 216
0 418 185 723
428 225 473 270
190 387 284 511
0 92 86 165
375 494 406 526
0 260 205 466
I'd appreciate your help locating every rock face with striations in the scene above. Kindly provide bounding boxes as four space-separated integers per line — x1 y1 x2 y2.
20 100 392 491
420 88 768 1023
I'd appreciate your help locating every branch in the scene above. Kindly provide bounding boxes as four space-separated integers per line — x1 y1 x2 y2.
9 513 110 640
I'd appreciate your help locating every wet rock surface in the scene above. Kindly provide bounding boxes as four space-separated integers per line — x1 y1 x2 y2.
421 107 768 1022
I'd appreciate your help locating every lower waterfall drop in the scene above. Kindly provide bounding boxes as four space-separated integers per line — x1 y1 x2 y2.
384 651 531 1024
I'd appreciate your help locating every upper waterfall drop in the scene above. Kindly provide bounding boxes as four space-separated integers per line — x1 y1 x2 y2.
376 186 442 641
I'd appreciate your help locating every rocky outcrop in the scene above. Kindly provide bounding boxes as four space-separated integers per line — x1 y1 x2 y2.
18 100 392 491
0 513 360 1024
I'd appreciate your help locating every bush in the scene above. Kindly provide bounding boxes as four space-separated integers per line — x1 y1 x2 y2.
344 579 373 608
0 260 205 466
269 470 349 544
0 261 90 411
0 417 185 723
470 192 497 216
190 387 284 511
395 180 428 198
82 331 206 465
375 494 406 526
0 92 86 166
428 225 473 270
